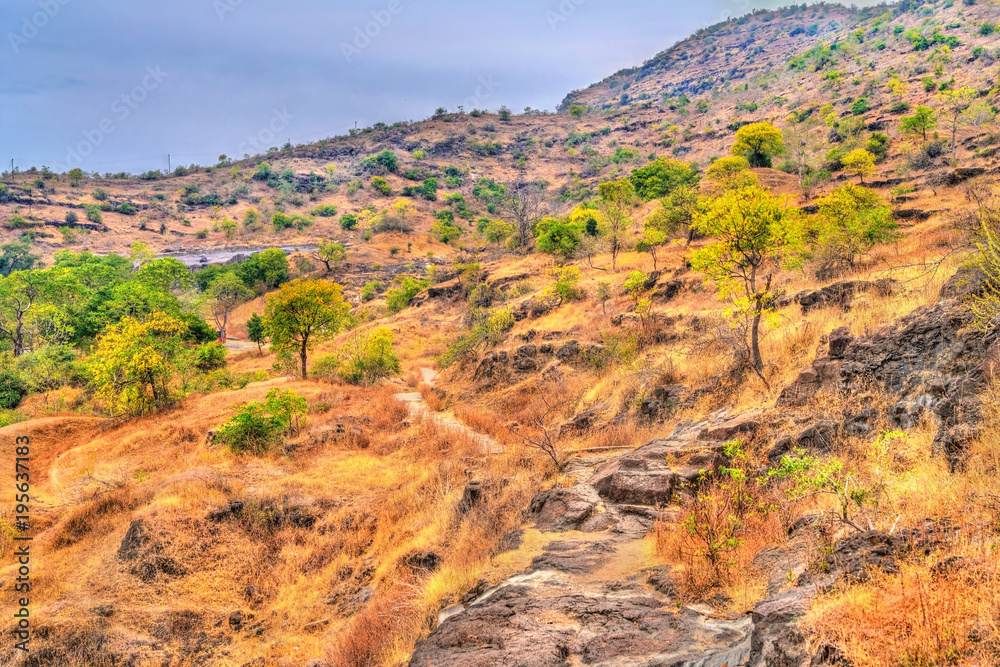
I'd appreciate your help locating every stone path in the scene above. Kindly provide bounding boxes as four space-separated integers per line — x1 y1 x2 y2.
393 369 505 455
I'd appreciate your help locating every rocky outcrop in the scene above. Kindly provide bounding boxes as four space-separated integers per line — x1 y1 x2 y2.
778 279 897 314
589 413 761 507
778 270 993 466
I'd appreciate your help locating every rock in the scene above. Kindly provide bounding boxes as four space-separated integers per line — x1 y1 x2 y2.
559 403 607 434
117 519 152 561
473 350 510 383
782 279 897 314
458 479 484 514
229 611 244 631
556 340 580 362
827 327 852 359
748 588 816 667
515 343 538 358
303 618 331 633
402 551 441 572
207 500 244 522
529 485 602 531
945 167 986 186
427 278 464 299
824 531 900 583
530 540 616 574
699 411 762 441
640 385 687 421
939 265 985 299
304 660 330 667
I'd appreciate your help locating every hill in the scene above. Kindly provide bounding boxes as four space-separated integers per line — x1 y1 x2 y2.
2 2 1000 666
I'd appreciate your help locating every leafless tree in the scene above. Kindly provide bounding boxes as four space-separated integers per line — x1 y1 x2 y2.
499 180 547 248
521 389 565 470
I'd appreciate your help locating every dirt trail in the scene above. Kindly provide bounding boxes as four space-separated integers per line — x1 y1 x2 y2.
394 369 505 455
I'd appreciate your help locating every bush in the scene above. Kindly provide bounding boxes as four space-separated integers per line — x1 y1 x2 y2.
0 369 28 409
215 388 306 455
65 211 79 224
272 212 313 231
850 98 870 115
85 206 103 224
193 342 228 371
362 150 398 174
335 327 401 385
236 248 290 290
370 176 392 195
340 213 359 230
312 204 338 217
92 188 108 201
385 277 429 313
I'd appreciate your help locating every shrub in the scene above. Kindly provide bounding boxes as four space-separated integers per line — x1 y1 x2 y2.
236 248 290 290
370 176 392 195
545 266 584 305
335 327 401 385
568 104 586 117
65 211 79 224
850 98 870 115
340 213 359 230
193 342 228 371
362 150 398 174
92 188 108 201
272 212 312 231
385 277 429 313
312 204 338 217
116 202 138 215
85 206 103 224
215 388 306 455
0 369 28 409
361 280 383 301
630 157 700 200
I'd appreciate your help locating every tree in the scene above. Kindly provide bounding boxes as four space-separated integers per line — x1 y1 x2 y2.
0 271 45 357
236 248 290 292
840 149 876 184
0 241 40 277
264 279 350 379
900 105 937 142
937 87 977 162
706 156 757 191
90 312 187 417
316 241 347 274
483 219 514 245
636 228 667 270
690 186 802 384
495 181 547 248
731 122 785 168
246 312 267 355
545 266 583 306
597 178 637 271
207 273 253 339
814 184 899 274
535 217 583 260
629 157 699 201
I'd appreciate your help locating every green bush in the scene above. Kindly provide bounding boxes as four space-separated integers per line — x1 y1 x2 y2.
272 212 313 231
312 204 338 217
236 248 290 290
92 188 108 201
193 342 228 371
0 369 28 409
340 213 359 230
85 206 103 224
335 327 401 385
371 176 392 195
385 277 429 313
215 388 306 455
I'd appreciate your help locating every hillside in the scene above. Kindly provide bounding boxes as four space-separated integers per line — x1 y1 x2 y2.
3 1 1000 666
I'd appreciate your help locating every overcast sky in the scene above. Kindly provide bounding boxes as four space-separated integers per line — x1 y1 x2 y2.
1 0 879 174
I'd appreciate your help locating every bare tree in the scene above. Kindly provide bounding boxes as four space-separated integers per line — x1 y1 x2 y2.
499 180 547 249
521 389 566 470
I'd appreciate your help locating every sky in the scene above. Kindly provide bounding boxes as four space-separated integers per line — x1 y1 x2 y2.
0 0 882 174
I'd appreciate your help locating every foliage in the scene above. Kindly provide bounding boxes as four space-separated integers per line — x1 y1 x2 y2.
312 204 338 217
690 185 802 382
90 312 188 417
706 156 757 191
192 342 228 371
207 273 253 336
370 176 392 196
900 105 937 141
0 367 28 409
263 280 350 379
333 327 401 385
730 122 785 168
0 241 41 277
431 214 463 244
629 157 700 201
316 241 347 274
246 312 267 354
597 178 637 270
272 212 313 231
535 217 583 260
813 184 899 274
236 248 290 292
215 388 307 455
544 266 584 306
840 149 876 183
385 277 429 313
340 213 359 230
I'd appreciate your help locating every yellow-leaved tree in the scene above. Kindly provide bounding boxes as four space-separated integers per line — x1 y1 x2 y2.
264 279 351 379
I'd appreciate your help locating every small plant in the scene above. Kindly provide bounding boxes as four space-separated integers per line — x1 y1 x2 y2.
215 388 307 455
312 204 338 217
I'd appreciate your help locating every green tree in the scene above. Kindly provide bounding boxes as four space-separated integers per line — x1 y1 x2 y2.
316 241 347 275
636 228 667 271
900 105 937 141
246 312 267 355
385 277 429 313
236 248 290 292
90 312 188 416
535 217 583 260
814 184 899 274
0 271 45 357
544 266 584 306
597 178 637 271
207 273 253 339
264 279 351 379
731 122 785 168
690 186 803 384
706 156 757 191
840 149 876 184
0 241 41 277
483 219 515 245
937 87 977 162
629 157 699 201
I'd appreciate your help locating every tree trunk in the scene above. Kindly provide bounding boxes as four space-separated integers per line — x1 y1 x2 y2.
300 340 308 379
